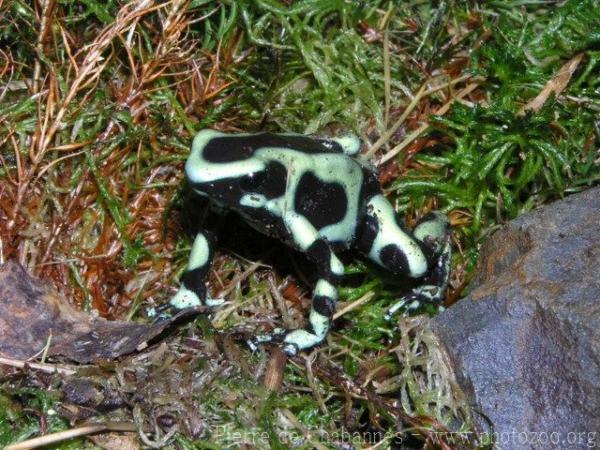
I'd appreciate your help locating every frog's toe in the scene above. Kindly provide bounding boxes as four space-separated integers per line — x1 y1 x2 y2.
282 343 299 356
147 303 177 322
205 296 225 307
246 338 259 352
384 299 408 321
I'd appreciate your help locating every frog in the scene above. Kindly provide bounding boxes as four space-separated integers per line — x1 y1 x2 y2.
163 129 451 356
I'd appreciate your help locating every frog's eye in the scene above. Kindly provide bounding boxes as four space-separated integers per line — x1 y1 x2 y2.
413 212 450 255
240 171 266 192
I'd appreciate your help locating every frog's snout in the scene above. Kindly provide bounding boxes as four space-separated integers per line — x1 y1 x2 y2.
413 212 451 255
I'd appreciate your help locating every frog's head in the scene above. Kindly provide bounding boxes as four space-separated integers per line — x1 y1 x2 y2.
380 212 449 277
357 196 450 278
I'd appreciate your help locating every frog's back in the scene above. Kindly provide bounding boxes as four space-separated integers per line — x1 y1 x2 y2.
191 130 346 162
186 130 378 248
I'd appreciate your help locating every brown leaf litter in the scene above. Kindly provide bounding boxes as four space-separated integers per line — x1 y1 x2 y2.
0 260 202 364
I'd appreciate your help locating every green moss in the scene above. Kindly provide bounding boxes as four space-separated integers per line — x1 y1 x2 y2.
0 388 83 449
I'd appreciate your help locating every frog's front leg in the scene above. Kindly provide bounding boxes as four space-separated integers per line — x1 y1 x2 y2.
385 212 452 320
159 230 221 318
250 212 343 356
385 240 451 318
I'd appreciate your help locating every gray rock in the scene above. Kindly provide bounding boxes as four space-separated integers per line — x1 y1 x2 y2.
431 187 600 450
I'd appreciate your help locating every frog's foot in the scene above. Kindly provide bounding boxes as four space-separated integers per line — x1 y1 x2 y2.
147 303 174 321
149 229 220 321
147 287 223 322
169 285 203 310
384 284 445 321
247 327 288 353
148 284 203 322
248 279 336 356
247 325 328 357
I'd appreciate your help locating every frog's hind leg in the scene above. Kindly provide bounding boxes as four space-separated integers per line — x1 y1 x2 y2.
249 212 344 356
385 212 452 320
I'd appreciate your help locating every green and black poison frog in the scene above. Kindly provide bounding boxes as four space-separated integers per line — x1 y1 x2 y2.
163 129 451 356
